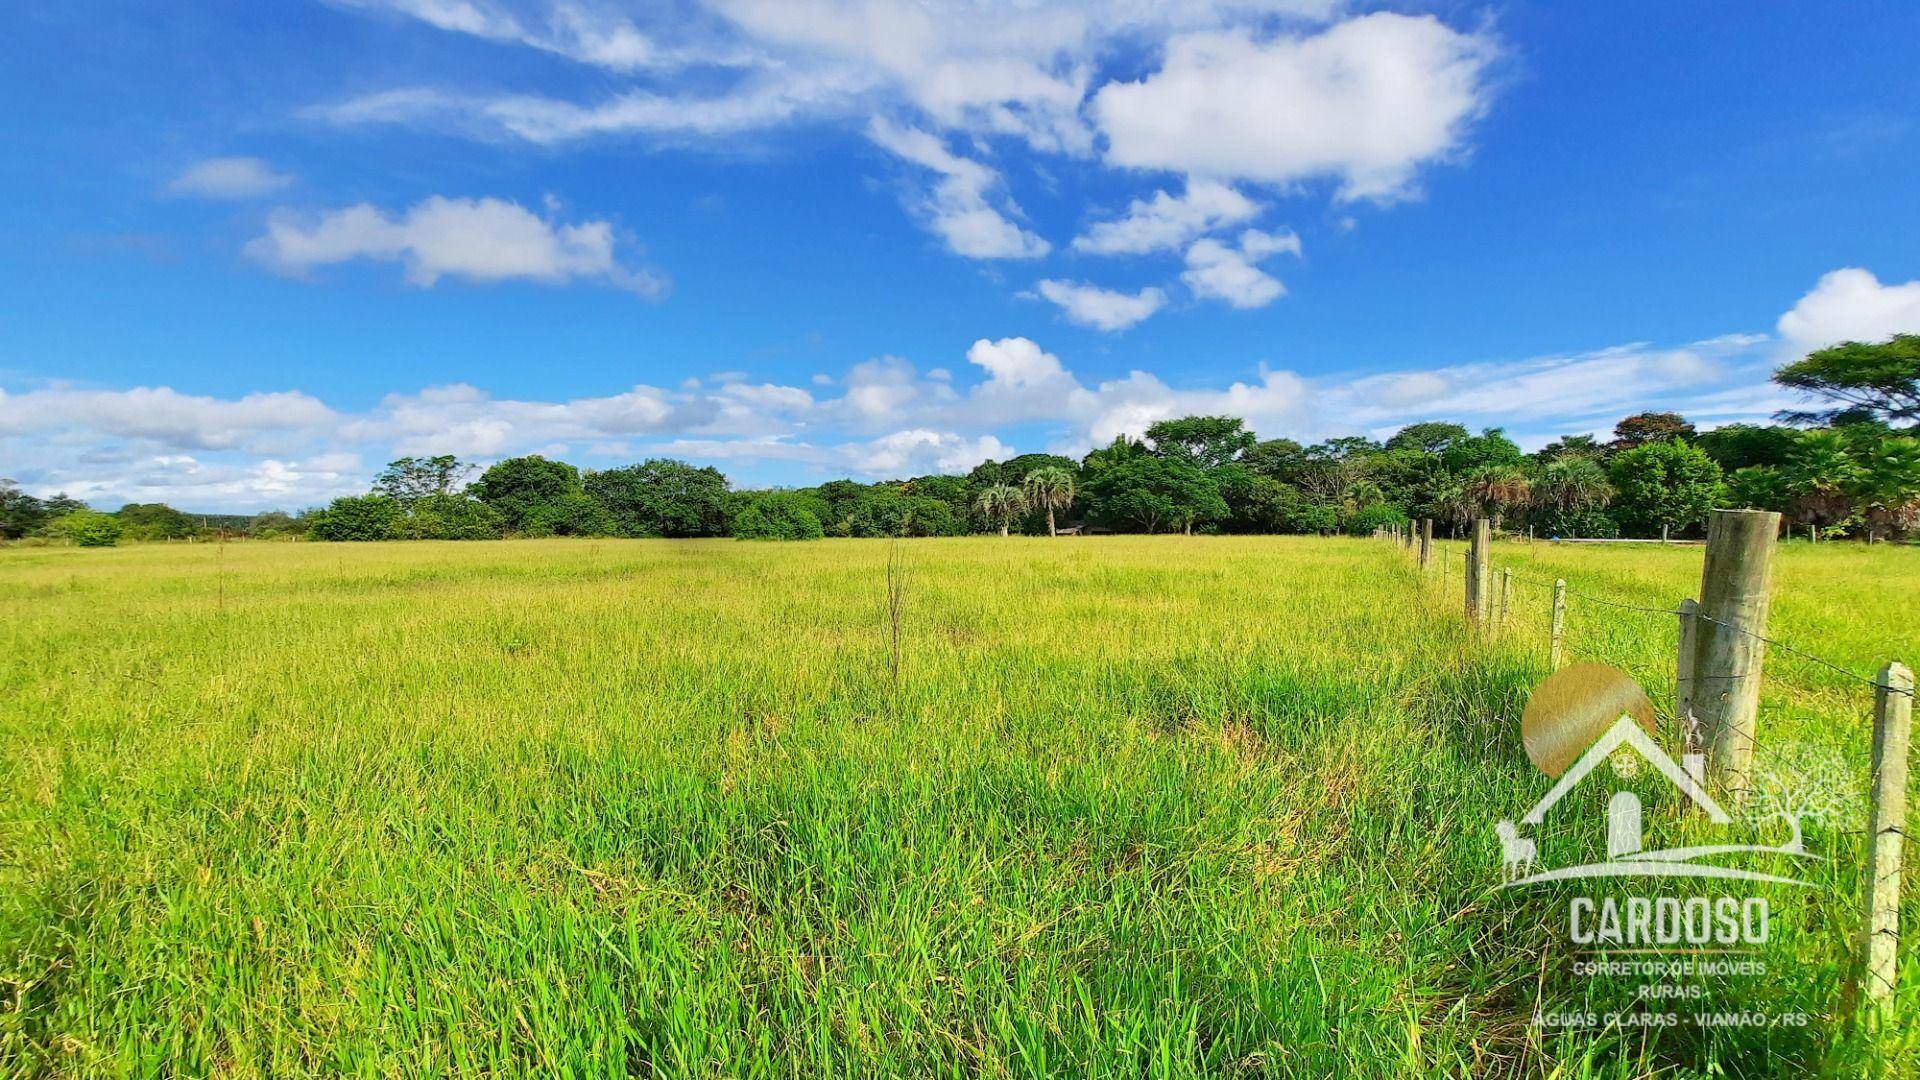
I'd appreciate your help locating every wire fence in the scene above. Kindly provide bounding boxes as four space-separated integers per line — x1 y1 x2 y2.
1377 519 1915 1013
1410 530 1915 700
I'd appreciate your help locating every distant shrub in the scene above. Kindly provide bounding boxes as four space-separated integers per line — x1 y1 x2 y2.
733 493 825 540
1345 504 1409 536
53 510 123 547
386 495 505 540
1286 501 1340 535
518 491 615 537
309 495 402 541
116 503 199 541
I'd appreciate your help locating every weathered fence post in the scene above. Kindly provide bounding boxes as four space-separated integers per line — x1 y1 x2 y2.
1466 518 1490 625
1863 662 1913 1010
1549 579 1566 669
1419 518 1433 569
1676 598 1700 752
1693 509 1781 795
1499 568 1512 624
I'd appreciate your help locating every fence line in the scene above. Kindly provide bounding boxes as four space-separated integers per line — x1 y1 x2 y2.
1378 515 1914 1014
1404 528 1915 699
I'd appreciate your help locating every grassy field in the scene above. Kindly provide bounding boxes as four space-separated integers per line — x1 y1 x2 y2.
1 536 1916 1077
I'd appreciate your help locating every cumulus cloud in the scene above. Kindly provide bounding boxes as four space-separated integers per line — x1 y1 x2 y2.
1093 13 1496 201
1072 178 1259 255
1776 267 1920 353
310 1 1488 286
1182 228 1300 308
843 429 1010 477
245 195 667 296
5 327 1802 511
1034 279 1168 331
867 120 1050 259
166 157 294 199
0 385 334 449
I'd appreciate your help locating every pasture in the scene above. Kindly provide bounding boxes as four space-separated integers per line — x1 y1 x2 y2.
1 537 1915 1076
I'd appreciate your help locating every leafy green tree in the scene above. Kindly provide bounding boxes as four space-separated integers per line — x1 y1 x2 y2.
586 459 731 538
732 492 825 540
1021 466 1076 536
0 480 53 539
309 495 403 541
1534 433 1607 462
1083 456 1225 534
1385 422 1469 455
1345 503 1409 536
115 503 198 541
1286 500 1340 535
1611 412 1695 448
1728 466 1790 514
1239 438 1307 481
1608 441 1725 537
387 495 505 540
1144 415 1255 469
246 510 306 539
469 456 596 535
373 456 472 503
967 453 1078 489
1214 465 1299 533
53 510 122 547
973 484 1025 537
1439 428 1524 474
1695 423 1798 471
1774 333 1920 425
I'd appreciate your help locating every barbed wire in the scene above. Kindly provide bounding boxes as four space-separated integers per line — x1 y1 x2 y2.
1386 532 1915 699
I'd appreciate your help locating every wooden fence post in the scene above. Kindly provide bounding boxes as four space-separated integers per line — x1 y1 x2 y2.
1419 518 1433 569
1549 579 1566 669
1499 568 1512 624
1676 598 1700 752
1693 509 1781 795
1863 662 1913 1009
1466 518 1490 625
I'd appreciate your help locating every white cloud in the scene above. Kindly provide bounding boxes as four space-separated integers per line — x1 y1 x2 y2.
6 330 1800 511
867 120 1050 259
1182 228 1300 308
0 385 333 449
310 2 1494 290
330 0 704 72
1776 267 1920 354
844 429 1010 477
166 157 294 199
245 195 667 296
1092 13 1496 201
1035 279 1168 331
1072 178 1259 255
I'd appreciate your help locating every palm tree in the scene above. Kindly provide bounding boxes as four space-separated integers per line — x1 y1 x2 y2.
974 484 1026 537
1464 465 1532 529
1021 466 1075 536
1783 430 1863 529
1536 457 1613 513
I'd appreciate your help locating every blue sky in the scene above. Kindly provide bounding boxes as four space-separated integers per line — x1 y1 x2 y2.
5 1 1920 511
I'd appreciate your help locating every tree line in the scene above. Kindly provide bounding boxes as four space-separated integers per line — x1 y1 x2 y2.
6 332 1917 545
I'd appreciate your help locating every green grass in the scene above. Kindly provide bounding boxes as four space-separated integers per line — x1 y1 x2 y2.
0 536 1915 1077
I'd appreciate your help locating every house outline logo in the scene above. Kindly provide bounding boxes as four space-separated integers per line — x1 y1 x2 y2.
1497 668 1817 889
